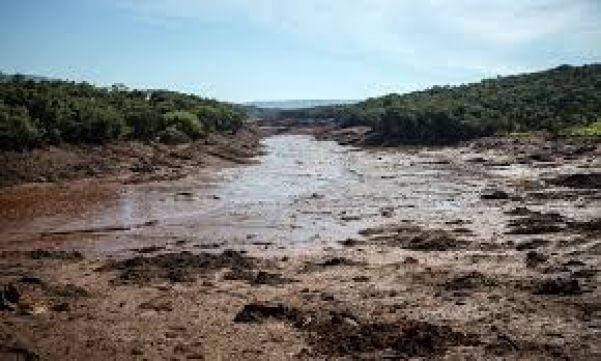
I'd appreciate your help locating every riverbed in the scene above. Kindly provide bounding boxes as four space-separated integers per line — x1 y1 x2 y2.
3 134 599 256
0 134 509 254
1 134 601 360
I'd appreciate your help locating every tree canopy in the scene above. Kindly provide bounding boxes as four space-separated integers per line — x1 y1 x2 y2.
0 75 246 150
273 64 601 144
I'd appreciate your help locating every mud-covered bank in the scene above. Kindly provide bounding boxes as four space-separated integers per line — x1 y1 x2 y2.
0 126 264 188
1 132 601 360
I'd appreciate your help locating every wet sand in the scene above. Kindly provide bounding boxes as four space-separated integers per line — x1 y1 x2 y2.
1 133 601 360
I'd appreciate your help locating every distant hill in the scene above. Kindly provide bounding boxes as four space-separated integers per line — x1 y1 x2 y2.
0 72 53 83
279 63 601 144
246 99 357 110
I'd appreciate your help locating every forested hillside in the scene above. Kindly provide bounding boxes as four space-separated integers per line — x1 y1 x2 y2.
0 74 246 150
278 64 601 144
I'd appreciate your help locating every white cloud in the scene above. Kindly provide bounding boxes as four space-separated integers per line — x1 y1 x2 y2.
428 0 590 44
120 0 601 77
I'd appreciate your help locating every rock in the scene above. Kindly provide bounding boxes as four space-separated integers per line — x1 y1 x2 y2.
0 287 18 311
52 302 70 312
481 190 510 200
571 269 598 279
362 224 467 251
467 157 487 163
250 241 273 246
1 283 20 305
550 173 601 189
534 278 581 295
506 211 566 235
445 272 497 290
380 207 394 218
404 257 419 265
320 293 335 301
223 269 293 286
569 218 601 233
563 259 586 267
452 227 473 234
253 271 293 285
445 219 470 225
528 152 554 162
339 238 361 247
526 251 548 267
504 207 531 216
27 249 84 261
133 245 166 254
19 276 44 285
341 215 362 222
233 304 300 323
54 284 89 298
320 257 356 267
515 239 549 251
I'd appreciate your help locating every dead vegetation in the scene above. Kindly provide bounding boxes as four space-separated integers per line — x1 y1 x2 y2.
359 224 468 251
98 250 257 285
234 302 479 359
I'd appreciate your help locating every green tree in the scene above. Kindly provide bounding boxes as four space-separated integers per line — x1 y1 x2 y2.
0 104 39 150
163 110 204 139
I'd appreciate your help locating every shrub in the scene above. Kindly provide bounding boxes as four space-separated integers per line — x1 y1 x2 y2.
0 104 40 150
61 101 125 143
163 110 204 139
125 106 164 140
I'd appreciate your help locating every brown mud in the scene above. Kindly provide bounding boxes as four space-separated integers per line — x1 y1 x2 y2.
1 130 601 360
0 126 263 188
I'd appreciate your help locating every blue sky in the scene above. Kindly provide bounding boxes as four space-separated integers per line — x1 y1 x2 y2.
1 0 600 102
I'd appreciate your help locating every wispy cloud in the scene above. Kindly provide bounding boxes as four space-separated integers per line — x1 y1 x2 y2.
119 0 601 79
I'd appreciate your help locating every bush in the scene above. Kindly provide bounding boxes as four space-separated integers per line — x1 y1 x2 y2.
59 101 125 143
194 105 244 132
0 104 39 150
565 119 601 136
163 110 204 139
125 106 164 140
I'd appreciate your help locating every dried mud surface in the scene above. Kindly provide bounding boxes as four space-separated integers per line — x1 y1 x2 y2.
1 132 601 360
0 126 263 189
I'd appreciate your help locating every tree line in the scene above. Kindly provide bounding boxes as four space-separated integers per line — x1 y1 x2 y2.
0 74 245 150
274 64 601 144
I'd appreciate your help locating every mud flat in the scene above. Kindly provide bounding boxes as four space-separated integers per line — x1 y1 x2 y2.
0 126 264 188
1 132 601 360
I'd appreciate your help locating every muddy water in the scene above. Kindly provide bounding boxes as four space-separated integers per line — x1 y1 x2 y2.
3 134 594 256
